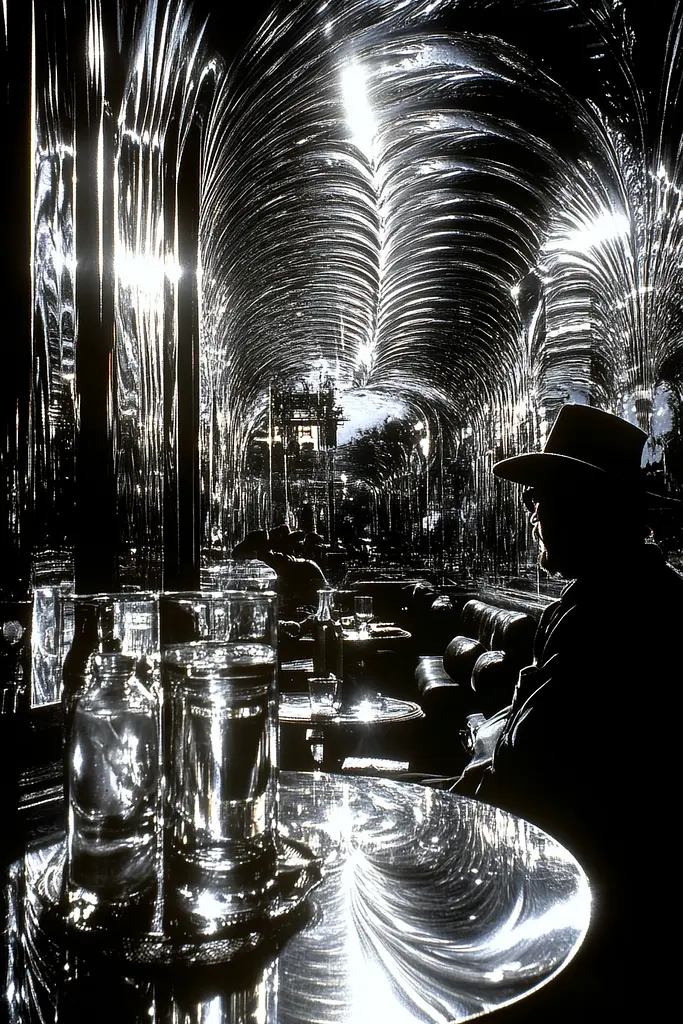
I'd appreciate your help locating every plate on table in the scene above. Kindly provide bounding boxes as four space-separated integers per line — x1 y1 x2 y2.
368 625 411 638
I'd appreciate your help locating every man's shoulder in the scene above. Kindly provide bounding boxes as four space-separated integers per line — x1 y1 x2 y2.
662 557 683 589
289 557 326 580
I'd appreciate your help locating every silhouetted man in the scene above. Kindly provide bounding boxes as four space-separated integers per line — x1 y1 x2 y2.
455 403 683 1019
232 527 326 619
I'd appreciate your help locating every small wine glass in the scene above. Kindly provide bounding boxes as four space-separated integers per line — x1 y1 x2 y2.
353 595 373 636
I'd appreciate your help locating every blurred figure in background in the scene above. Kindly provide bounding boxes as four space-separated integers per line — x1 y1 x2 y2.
232 526 327 620
301 531 326 567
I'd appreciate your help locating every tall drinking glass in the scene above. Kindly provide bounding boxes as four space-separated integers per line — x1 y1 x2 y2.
159 590 279 935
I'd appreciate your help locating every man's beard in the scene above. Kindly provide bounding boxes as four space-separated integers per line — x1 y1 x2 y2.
534 522 578 579
537 543 556 575
534 523 560 576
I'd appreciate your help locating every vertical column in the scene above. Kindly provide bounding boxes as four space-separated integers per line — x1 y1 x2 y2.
165 124 201 590
0 1 33 604
0 0 33 819
71 1 118 595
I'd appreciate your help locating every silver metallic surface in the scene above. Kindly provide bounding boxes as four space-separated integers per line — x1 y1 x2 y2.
199 0 683 549
279 692 424 724
12 1 683 604
3 771 590 1022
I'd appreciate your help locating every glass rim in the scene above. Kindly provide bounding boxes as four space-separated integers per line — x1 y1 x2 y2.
66 590 159 604
160 589 277 601
160 640 277 676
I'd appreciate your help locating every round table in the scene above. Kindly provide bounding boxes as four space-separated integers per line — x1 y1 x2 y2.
3 772 591 1023
341 624 412 691
2 774 593 1024
279 693 424 770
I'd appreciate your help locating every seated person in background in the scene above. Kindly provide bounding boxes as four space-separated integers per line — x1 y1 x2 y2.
269 524 306 556
301 531 327 568
232 526 327 621
453 404 683 1018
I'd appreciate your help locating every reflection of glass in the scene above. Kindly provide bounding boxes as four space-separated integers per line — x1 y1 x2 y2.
62 593 159 680
160 591 277 649
200 558 278 592
165 961 279 1024
31 583 74 707
353 595 373 635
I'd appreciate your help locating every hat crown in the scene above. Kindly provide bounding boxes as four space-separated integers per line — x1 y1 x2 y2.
543 405 647 478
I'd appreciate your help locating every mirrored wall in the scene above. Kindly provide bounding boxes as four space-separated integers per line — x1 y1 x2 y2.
2 0 682 610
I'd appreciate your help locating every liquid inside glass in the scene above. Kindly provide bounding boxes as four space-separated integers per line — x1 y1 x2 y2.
162 641 279 931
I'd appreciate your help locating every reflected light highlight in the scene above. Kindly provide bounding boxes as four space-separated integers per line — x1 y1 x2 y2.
341 61 376 161
543 209 630 254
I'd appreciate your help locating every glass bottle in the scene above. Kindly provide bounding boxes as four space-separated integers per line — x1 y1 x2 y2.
61 599 122 809
65 651 159 911
312 588 343 684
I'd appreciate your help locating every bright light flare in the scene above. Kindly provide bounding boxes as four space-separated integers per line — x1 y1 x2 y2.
341 62 376 161
543 210 630 254
115 252 182 290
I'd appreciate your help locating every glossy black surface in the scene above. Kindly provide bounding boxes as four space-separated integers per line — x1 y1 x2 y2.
2 772 590 1023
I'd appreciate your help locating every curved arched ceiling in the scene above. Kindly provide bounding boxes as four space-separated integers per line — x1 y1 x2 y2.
199 0 683 489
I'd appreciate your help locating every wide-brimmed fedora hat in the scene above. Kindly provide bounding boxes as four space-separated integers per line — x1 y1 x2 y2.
493 403 680 506
232 529 270 558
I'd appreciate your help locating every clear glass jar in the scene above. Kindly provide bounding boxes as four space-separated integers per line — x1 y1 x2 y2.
65 651 159 910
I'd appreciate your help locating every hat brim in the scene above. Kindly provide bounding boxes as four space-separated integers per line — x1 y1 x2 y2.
493 452 610 486
493 452 681 508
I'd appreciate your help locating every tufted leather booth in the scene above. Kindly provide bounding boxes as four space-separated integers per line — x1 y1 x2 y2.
415 599 537 723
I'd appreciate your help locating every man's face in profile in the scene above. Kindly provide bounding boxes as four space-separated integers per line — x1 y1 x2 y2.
523 485 589 578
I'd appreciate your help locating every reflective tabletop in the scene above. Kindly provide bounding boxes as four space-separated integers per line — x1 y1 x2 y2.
342 625 412 642
1 772 591 1023
279 692 424 725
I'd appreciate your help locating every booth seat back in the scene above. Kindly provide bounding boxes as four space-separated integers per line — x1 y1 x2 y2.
416 598 537 725
459 600 536 672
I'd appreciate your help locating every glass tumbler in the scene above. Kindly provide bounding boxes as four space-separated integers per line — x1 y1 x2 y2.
353 595 374 636
159 591 279 934
308 675 342 719
160 589 277 649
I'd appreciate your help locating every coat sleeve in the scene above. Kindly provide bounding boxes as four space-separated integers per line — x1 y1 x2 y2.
473 598 621 867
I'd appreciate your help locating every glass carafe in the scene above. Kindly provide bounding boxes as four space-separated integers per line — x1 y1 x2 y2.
312 588 343 685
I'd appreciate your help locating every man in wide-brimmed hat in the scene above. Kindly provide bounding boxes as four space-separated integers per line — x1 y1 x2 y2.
454 403 683 1018
492 402 680 579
